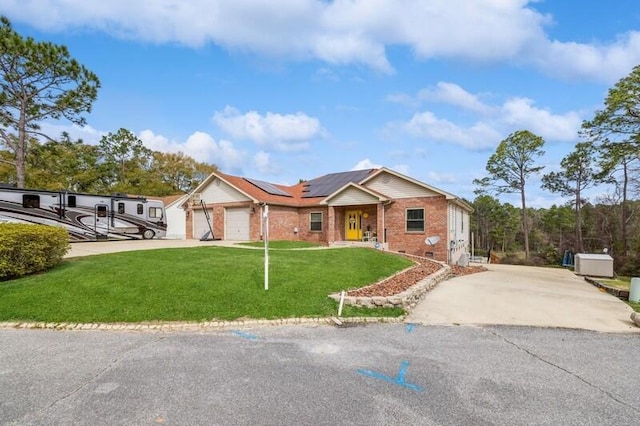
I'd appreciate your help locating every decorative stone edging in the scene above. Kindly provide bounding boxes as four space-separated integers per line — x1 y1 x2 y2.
584 276 630 300
632 312 640 327
0 315 405 333
329 257 452 311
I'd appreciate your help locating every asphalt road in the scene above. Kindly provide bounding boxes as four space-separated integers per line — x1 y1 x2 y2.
1 324 639 425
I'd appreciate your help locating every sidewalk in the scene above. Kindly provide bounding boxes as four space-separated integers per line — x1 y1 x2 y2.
407 263 639 333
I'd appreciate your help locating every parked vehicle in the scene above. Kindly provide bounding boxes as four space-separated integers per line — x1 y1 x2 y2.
0 187 166 241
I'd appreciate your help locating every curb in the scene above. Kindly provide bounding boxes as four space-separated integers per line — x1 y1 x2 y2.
0 315 406 333
632 312 640 328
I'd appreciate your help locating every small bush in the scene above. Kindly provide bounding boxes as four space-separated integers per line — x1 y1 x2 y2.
535 246 563 266
0 223 70 280
614 254 640 277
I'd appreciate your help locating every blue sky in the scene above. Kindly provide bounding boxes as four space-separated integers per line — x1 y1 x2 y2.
1 0 639 207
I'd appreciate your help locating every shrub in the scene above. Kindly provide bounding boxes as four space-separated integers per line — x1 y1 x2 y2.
614 254 640 277
536 245 563 266
0 223 70 280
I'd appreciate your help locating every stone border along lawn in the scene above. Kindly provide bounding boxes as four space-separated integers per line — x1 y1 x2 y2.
329 253 487 311
0 251 487 332
584 276 630 300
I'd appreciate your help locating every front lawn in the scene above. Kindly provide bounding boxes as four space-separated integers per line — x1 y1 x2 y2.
0 246 410 323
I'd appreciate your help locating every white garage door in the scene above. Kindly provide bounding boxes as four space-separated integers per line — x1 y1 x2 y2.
193 210 212 239
225 207 250 240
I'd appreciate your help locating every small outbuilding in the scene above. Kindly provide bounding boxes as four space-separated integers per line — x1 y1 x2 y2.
574 253 614 278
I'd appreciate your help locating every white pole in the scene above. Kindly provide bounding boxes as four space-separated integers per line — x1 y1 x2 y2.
264 205 269 291
338 290 345 317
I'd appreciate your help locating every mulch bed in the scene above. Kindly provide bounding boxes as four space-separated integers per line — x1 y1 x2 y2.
346 257 488 298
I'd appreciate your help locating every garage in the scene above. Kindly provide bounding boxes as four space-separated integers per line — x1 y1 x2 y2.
225 207 250 240
193 210 213 240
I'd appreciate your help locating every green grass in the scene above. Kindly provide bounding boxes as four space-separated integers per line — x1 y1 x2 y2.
0 247 411 323
629 302 640 312
599 277 630 290
237 240 322 249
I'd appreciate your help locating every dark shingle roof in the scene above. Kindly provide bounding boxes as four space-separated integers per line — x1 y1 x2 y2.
301 169 374 198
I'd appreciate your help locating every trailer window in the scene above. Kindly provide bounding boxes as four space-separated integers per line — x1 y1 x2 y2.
96 205 108 218
67 195 76 208
118 202 125 214
149 207 163 219
23 194 40 208
137 204 143 215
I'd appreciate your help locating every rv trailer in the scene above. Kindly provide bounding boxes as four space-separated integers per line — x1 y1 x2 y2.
0 187 167 241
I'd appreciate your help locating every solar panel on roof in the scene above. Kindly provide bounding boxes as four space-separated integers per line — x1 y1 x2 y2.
302 169 373 197
244 178 293 197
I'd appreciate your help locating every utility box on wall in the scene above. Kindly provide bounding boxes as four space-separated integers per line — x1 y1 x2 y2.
574 253 614 278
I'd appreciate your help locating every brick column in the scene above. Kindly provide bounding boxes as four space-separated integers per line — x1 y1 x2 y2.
327 206 335 244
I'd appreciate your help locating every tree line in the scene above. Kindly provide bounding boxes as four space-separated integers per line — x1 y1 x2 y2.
0 16 216 196
473 64 640 273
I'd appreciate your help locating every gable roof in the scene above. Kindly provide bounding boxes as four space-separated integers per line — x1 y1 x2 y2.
192 167 471 211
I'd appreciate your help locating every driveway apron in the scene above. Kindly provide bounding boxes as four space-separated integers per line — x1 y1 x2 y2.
407 263 639 333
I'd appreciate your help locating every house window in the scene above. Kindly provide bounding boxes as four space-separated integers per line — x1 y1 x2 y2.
118 202 125 214
310 212 322 231
406 208 425 232
22 194 40 208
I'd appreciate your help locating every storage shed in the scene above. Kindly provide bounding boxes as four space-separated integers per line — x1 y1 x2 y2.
574 253 614 278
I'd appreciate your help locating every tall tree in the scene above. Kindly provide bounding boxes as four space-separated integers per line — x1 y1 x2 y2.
540 205 575 248
147 151 217 195
541 141 599 253
474 130 545 259
99 128 152 193
0 16 100 188
27 132 102 192
582 64 640 255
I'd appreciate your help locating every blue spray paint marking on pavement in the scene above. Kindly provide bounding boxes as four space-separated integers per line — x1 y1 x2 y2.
405 323 416 333
357 360 424 392
230 330 258 340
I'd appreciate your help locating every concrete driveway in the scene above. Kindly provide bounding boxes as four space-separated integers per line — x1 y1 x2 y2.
64 239 238 258
407 263 639 333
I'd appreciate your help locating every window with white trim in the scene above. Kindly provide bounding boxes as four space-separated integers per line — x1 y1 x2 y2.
406 208 425 232
310 212 323 231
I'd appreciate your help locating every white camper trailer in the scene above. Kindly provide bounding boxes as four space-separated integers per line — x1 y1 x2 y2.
0 186 166 241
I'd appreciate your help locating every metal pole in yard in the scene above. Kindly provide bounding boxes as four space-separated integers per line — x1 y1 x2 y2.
263 205 269 291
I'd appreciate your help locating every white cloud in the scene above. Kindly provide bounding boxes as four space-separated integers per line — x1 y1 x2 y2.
393 83 583 148
212 106 322 152
351 158 382 170
38 122 103 144
534 32 640 83
4 0 640 80
253 151 279 174
139 129 246 173
501 97 581 141
401 111 501 150
418 82 492 114
427 171 458 184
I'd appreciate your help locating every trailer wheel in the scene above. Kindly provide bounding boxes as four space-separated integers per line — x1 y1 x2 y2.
142 229 155 240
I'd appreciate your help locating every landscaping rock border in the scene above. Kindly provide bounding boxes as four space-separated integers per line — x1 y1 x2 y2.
328 254 451 311
584 276 630 300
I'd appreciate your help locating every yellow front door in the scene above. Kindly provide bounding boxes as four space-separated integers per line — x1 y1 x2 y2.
345 210 362 241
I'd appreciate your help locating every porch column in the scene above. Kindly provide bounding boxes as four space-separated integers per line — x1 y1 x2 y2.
327 205 336 244
376 202 384 244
